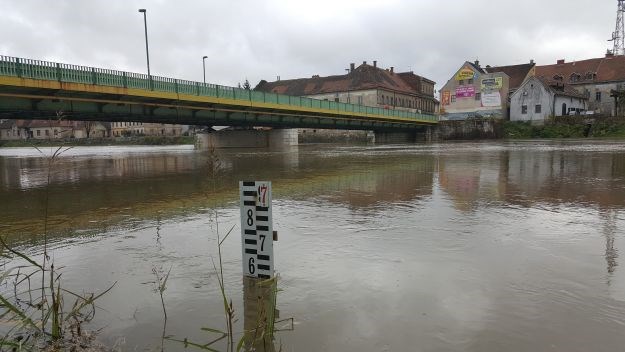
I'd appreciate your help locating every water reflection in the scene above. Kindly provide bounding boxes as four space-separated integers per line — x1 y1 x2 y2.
1 141 625 351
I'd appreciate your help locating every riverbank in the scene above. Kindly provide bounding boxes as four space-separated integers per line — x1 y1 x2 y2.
0 135 195 147
503 117 625 139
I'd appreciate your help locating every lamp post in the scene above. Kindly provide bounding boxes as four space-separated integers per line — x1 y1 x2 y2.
202 55 208 84
138 9 151 79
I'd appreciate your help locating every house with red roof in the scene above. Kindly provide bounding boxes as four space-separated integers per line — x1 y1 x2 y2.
255 61 438 114
535 52 625 116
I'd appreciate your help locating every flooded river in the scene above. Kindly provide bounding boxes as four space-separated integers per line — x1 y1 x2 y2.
1 140 625 351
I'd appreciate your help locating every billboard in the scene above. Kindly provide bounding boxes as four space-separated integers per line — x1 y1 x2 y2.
481 77 503 90
481 92 502 107
455 68 476 81
442 91 451 105
455 85 475 98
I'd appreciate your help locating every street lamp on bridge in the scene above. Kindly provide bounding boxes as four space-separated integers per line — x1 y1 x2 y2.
138 9 151 80
202 55 208 84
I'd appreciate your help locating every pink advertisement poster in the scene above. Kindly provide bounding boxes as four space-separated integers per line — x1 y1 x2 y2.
455 86 475 98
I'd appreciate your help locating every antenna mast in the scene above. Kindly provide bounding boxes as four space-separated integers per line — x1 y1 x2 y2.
608 0 625 55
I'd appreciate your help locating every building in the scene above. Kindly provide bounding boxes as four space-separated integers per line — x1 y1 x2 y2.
255 61 438 114
0 119 111 140
510 76 588 123
535 52 625 116
111 122 182 137
439 60 535 120
0 119 25 140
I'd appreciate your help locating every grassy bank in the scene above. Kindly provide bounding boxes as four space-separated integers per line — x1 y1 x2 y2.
0 135 195 147
503 119 625 139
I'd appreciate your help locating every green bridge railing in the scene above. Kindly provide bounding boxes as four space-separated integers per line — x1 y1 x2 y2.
0 55 438 123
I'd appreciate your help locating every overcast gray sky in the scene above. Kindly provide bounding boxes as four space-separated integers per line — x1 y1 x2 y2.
0 0 618 92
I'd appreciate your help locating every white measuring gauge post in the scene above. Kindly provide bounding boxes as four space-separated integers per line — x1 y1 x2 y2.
240 181 273 279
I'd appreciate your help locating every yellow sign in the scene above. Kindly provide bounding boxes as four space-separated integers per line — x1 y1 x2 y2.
481 77 503 90
455 68 475 81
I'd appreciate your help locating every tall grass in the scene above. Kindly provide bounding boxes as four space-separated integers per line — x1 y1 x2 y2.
0 113 115 350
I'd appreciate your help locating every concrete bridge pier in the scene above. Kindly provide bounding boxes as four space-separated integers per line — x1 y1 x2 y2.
195 128 298 150
372 130 418 144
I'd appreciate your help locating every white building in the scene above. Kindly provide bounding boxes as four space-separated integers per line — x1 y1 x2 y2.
510 76 588 123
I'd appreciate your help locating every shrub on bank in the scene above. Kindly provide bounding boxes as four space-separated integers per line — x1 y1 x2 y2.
503 119 625 139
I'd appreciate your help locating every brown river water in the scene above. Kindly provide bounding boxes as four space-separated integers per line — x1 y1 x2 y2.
1 140 625 351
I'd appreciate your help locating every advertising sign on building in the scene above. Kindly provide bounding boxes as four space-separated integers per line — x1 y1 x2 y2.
455 86 475 98
481 77 503 90
455 68 475 81
442 91 451 105
481 92 502 107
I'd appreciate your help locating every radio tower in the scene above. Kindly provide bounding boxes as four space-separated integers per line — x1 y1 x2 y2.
608 0 625 55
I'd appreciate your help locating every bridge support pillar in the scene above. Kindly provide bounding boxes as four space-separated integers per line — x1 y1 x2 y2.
268 128 298 148
372 131 417 144
195 128 299 150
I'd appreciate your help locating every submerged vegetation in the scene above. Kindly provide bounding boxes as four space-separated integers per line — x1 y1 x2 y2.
0 140 116 350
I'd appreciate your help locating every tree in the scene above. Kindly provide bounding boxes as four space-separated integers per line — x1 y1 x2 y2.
242 79 251 91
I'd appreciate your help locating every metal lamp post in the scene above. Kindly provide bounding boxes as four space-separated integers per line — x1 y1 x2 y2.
138 9 151 84
202 55 208 84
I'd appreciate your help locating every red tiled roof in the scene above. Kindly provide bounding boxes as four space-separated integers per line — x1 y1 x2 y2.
535 56 625 85
485 63 535 90
255 64 435 97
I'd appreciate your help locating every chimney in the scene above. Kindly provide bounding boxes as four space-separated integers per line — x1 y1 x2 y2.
474 59 480 67
350 63 355 72
363 61 367 65
390 66 394 74
557 59 565 64
530 59 534 64
277 75 280 81
373 60 377 68
485 64 491 69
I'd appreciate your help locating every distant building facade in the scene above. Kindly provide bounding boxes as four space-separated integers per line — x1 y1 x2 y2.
510 76 588 122
0 119 111 140
255 61 438 114
111 122 182 137
439 60 535 120
535 53 625 116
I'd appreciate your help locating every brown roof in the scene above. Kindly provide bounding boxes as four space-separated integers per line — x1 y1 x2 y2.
485 63 535 90
535 56 625 85
255 64 435 97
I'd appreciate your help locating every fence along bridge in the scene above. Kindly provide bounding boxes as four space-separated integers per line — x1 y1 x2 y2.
0 56 437 131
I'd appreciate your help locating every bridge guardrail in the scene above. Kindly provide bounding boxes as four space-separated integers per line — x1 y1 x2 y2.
0 55 438 123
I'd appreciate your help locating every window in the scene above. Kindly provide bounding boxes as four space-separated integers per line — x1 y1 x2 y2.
596 91 601 102
54 129 58 135
451 95 456 102
45 129 49 136
334 97 339 102
475 92 481 100
468 78 474 85
521 105 528 114
535 104 542 113
37 130 41 136
458 80 464 85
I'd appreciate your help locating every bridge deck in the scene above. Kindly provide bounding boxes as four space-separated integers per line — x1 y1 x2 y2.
0 56 437 129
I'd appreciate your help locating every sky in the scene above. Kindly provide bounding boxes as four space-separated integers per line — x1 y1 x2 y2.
0 0 619 93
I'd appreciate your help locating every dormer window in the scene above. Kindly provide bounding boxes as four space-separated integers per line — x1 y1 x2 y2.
553 74 563 81
569 73 581 83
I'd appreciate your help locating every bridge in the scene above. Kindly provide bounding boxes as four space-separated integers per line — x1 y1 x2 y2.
0 56 437 132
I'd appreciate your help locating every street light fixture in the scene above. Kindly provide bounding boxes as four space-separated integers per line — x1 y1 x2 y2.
138 9 151 81
202 55 208 84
